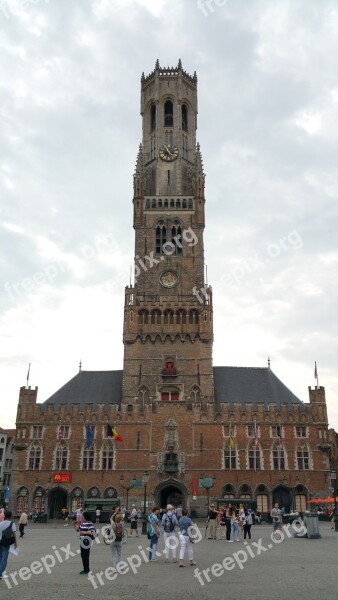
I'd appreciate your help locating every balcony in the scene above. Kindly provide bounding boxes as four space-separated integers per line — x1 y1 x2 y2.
162 368 177 377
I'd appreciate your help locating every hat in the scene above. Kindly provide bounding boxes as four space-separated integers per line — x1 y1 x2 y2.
167 504 173 510
210 504 215 507
132 504 135 507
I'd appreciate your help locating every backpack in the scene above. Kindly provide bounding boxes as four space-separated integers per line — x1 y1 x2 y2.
163 515 174 533
0 522 15 547
114 523 123 542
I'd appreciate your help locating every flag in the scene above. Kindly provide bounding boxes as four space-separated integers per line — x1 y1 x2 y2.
229 422 235 449
112 427 123 442
314 361 318 384
85 424 94 448
253 421 259 448
106 423 114 437
57 425 63 448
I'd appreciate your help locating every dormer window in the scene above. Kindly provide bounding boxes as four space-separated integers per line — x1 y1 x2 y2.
164 100 173 127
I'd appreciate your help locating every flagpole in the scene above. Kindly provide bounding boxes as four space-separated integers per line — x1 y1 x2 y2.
26 362 31 387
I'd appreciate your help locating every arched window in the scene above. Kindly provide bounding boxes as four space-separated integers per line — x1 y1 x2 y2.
296 444 310 470
182 104 188 131
28 443 42 470
189 310 199 324
222 483 236 499
138 386 150 407
156 221 167 254
256 494 269 512
224 440 237 470
138 310 149 324
150 104 156 131
151 310 161 324
177 309 186 324
33 487 46 513
272 441 286 470
16 487 29 514
55 442 68 471
101 444 115 470
190 386 201 402
164 360 175 376
248 440 261 470
164 310 174 325
164 100 173 127
82 446 95 470
171 220 182 255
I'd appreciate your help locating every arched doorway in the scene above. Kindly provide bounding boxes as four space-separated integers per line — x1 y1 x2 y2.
154 480 188 509
49 487 68 519
272 486 291 513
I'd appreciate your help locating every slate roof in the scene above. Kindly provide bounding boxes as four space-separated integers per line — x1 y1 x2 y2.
41 370 123 411
41 367 304 412
213 366 304 411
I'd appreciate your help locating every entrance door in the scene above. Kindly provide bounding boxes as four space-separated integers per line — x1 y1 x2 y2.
159 485 184 508
49 488 68 519
272 487 291 513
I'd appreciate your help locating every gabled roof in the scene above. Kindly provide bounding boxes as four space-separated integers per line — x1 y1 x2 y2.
41 370 122 411
213 366 304 411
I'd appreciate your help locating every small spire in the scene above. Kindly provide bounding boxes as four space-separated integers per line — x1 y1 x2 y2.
79 360 82 373
268 356 271 369
178 58 182 69
155 59 160 70
141 71 145 81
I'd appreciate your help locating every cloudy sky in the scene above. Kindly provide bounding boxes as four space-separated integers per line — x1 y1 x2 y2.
1 0 338 431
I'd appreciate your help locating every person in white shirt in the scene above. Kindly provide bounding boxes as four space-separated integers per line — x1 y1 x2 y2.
0 510 17 580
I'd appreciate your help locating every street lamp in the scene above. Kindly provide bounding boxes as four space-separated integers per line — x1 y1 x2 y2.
330 469 337 532
119 474 137 511
141 470 150 535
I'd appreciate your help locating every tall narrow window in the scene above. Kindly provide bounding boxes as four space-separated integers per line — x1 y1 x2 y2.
272 442 285 470
182 104 188 131
150 104 156 131
156 221 167 254
102 444 114 470
171 220 182 255
248 440 261 469
164 100 173 127
55 443 68 470
28 443 41 470
82 447 95 470
297 444 310 470
224 442 236 469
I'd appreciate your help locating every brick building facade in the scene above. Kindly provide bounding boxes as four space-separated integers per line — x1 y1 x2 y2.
12 61 333 517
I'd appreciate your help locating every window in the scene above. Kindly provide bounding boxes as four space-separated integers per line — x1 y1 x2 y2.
294 494 307 512
0 449 3 461
58 425 70 439
28 443 42 470
182 104 188 131
248 441 261 469
171 220 183 255
102 445 114 470
271 425 282 438
272 444 285 470
164 310 174 325
150 104 156 131
165 361 175 375
161 391 179 401
32 425 43 439
256 494 268 512
224 443 236 469
139 309 149 324
297 445 310 470
156 221 167 254
247 425 254 436
165 130 173 146
296 426 307 438
164 100 173 127
189 310 199 324
82 447 95 470
17 489 29 514
55 443 68 471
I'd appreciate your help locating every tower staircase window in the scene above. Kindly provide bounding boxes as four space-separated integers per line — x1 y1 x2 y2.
182 104 188 131
156 221 167 254
150 104 156 131
164 100 173 126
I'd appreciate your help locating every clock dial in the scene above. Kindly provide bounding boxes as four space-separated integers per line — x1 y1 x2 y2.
159 144 179 162
159 271 179 288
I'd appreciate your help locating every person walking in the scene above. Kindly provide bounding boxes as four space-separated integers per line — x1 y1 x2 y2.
207 504 218 539
225 504 233 542
19 511 28 538
0 510 17 580
231 508 240 542
243 508 253 541
218 505 226 540
148 507 160 561
178 508 196 567
110 513 124 571
270 503 283 536
95 507 101 525
130 505 139 537
78 511 96 575
162 504 178 562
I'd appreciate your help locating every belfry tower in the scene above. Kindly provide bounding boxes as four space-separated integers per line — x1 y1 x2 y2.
122 60 214 408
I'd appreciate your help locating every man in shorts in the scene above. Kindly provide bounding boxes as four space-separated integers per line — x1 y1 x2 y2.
271 503 283 535
130 504 139 537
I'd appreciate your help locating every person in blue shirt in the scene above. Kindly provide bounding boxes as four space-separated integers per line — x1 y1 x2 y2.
178 509 196 567
148 507 160 561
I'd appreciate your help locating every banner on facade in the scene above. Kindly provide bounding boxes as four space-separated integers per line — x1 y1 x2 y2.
53 473 72 483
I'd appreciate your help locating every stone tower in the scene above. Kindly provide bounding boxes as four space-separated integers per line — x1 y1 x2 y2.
122 60 214 408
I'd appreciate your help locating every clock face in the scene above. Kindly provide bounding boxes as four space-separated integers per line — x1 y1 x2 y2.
159 144 179 162
159 271 179 288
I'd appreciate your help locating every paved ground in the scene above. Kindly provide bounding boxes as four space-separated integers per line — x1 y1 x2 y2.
1 519 337 600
